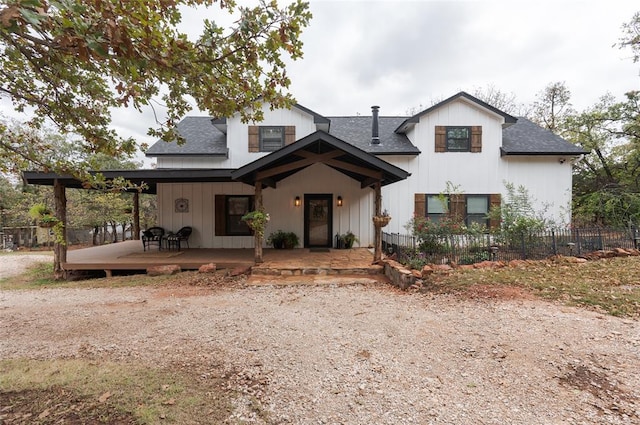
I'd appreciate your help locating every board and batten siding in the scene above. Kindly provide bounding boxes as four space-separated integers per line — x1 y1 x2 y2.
156 163 376 248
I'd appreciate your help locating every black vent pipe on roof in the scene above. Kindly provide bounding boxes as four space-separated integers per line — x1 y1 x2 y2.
371 105 380 145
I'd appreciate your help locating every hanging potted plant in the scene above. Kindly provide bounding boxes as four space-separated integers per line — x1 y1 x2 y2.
372 209 391 228
241 210 270 238
29 203 59 228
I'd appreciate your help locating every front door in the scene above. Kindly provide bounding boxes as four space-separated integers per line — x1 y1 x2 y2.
304 194 333 248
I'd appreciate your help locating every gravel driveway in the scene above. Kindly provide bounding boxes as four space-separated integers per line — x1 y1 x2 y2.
1 255 639 424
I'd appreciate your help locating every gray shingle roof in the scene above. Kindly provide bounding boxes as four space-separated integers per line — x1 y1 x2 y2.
144 112 586 159
328 116 421 154
502 117 588 155
145 117 228 156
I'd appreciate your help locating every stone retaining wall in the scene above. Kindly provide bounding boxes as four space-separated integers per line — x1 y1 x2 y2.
383 248 640 290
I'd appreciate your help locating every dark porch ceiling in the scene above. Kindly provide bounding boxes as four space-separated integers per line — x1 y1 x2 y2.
22 169 235 194
231 130 411 188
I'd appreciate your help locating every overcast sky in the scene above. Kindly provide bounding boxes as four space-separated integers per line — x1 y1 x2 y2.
3 0 640 165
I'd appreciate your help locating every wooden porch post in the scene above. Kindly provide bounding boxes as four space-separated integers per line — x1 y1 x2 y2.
132 191 140 240
254 181 263 263
373 180 382 263
53 178 67 280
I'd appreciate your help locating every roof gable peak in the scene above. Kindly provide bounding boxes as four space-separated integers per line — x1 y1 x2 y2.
395 91 517 133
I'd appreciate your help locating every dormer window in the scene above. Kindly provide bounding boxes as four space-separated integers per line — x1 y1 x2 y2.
435 125 482 153
446 127 470 151
248 125 296 152
260 126 285 151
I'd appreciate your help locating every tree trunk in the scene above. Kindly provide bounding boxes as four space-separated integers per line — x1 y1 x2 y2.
132 191 140 240
53 179 67 280
254 182 263 263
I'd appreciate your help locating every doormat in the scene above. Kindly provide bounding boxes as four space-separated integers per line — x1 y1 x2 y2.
309 248 330 253
120 251 184 259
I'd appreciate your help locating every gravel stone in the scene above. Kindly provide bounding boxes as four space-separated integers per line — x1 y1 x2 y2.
1 254 639 424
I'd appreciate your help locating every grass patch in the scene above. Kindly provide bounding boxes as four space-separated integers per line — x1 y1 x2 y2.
423 256 640 317
0 358 235 424
0 260 179 290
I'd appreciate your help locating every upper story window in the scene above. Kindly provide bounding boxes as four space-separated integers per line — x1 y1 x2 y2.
435 125 482 153
248 125 295 152
446 127 470 152
259 126 285 152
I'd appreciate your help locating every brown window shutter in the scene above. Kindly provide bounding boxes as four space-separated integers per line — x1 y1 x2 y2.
489 193 501 229
435 126 446 152
285 126 295 145
248 126 259 152
215 195 226 236
470 126 482 153
449 194 465 222
414 193 426 217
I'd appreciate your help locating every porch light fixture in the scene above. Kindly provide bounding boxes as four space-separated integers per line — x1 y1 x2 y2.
294 196 301 207
337 196 343 207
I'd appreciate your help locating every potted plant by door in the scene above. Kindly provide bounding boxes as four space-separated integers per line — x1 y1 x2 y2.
283 232 299 249
267 230 286 249
339 231 359 249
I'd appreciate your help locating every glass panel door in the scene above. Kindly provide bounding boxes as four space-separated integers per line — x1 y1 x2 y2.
304 194 333 247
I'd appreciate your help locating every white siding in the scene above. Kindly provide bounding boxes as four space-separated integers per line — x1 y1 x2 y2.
502 156 573 226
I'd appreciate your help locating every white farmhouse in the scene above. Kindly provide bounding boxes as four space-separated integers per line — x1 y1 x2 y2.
144 91 586 249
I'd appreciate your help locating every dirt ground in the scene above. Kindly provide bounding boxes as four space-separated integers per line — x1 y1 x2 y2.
1 266 639 423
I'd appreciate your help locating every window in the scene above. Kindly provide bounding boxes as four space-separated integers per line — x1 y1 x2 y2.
259 126 285 152
446 126 470 152
226 196 254 235
426 195 448 223
435 126 482 153
466 195 489 227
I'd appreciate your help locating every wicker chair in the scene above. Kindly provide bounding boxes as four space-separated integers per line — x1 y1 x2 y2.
141 226 165 251
165 226 192 251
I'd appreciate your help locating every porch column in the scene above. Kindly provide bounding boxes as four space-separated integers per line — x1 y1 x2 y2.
373 180 382 262
254 181 263 263
132 191 140 240
53 178 67 280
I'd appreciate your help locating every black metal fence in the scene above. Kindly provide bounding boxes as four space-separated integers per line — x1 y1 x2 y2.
382 227 640 266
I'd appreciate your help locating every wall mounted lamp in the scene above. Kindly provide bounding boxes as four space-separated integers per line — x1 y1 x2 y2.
337 196 343 207
294 196 301 207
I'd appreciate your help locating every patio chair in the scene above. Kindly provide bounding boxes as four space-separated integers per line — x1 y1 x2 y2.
165 226 192 251
141 226 165 251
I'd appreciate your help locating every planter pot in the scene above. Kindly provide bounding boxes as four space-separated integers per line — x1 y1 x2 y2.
372 215 391 228
39 221 56 228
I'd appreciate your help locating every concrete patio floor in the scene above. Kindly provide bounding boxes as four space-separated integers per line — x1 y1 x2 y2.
64 240 382 277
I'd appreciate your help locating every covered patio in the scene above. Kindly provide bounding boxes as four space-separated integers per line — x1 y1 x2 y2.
65 240 382 277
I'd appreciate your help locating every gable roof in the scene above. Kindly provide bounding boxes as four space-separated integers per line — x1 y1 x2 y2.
328 116 420 155
394 91 518 133
501 117 588 156
145 117 228 157
231 130 410 188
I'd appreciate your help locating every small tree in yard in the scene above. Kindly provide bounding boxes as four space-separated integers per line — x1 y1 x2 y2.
488 182 553 248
